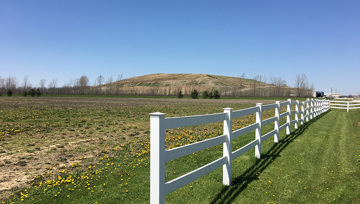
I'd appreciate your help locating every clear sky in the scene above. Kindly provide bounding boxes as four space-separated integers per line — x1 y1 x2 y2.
1 0 359 95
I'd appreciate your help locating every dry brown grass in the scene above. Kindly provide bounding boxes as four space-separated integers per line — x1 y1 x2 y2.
98 73 275 96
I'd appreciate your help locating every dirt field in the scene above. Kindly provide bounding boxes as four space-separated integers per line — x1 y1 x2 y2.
0 96 274 200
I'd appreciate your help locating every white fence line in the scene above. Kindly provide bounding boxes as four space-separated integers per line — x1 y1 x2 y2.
329 100 360 112
150 98 329 204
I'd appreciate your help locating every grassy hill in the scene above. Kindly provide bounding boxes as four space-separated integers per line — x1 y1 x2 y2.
98 73 291 97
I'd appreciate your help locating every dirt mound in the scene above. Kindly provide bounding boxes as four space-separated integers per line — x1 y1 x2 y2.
97 73 274 96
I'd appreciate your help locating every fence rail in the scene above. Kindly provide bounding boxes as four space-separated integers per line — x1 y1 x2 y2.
329 100 360 112
150 98 329 204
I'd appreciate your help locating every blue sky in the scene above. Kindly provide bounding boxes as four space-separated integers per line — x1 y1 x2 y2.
1 0 359 95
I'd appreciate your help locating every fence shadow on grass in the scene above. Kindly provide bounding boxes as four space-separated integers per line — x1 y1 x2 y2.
209 111 329 204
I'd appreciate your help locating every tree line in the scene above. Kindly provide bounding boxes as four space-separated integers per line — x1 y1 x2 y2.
0 73 314 97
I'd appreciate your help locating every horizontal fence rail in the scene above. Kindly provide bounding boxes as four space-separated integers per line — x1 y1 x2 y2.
150 98 329 204
329 100 360 112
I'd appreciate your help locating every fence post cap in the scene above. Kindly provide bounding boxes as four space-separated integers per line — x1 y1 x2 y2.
149 112 166 117
223 107 233 111
256 103 263 106
275 101 280 103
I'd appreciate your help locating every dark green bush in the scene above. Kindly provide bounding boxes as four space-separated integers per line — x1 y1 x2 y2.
177 91 184 99
7 90 13 96
209 91 214 99
191 89 198 99
29 89 36 97
23 91 28 97
214 90 220 99
36 88 42 96
202 91 209 99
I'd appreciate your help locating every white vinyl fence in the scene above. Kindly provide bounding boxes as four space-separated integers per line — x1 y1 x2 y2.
330 100 360 112
150 98 329 204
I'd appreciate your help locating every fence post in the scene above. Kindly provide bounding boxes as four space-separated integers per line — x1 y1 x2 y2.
295 100 299 129
306 98 310 122
223 108 232 186
347 101 349 112
255 103 262 159
274 101 280 143
310 99 314 120
150 112 166 204
320 100 323 114
321 100 324 114
300 101 304 125
286 99 291 135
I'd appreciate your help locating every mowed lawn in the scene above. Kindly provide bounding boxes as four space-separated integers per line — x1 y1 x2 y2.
201 109 360 204
2 97 360 204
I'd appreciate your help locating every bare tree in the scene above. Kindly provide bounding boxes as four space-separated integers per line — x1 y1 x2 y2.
48 78 58 88
238 73 245 97
79 75 89 87
39 79 46 89
38 79 46 94
252 75 261 97
295 73 309 97
107 76 113 84
23 76 29 90
0 76 4 90
116 74 123 95
270 76 287 97
97 75 104 94
5 77 17 90
48 78 58 94
107 76 113 94
97 75 104 86
262 76 267 84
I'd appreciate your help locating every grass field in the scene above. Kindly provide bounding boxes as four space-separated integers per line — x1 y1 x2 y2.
1 97 359 203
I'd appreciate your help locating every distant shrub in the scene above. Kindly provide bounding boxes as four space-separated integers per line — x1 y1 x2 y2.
7 90 13 96
0 93 2 96
23 91 28 97
29 89 36 97
202 91 209 99
36 88 42 96
191 89 198 99
208 92 214 99
214 90 220 99
177 91 184 99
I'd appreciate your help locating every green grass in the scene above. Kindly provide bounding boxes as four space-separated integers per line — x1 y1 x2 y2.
3 100 360 203
163 110 360 203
